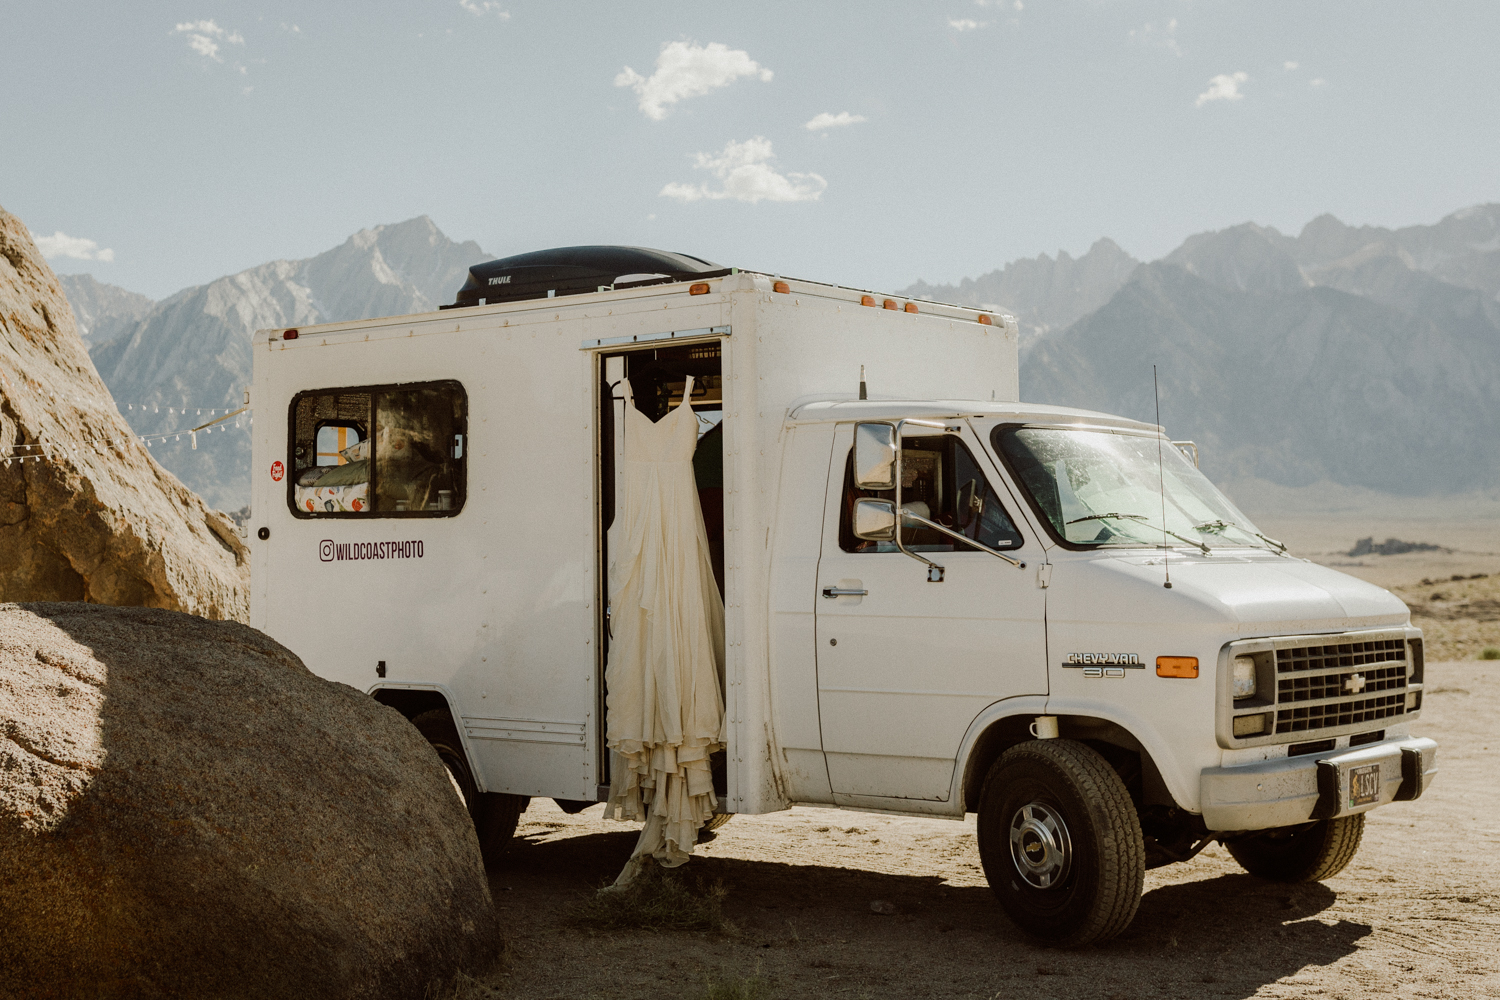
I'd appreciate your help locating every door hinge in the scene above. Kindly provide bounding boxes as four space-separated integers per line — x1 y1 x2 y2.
1037 563 1052 589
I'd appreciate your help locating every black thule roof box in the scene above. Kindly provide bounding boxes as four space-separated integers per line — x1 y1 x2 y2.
444 245 733 309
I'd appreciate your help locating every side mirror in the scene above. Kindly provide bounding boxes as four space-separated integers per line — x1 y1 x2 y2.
852 498 897 541
853 422 897 490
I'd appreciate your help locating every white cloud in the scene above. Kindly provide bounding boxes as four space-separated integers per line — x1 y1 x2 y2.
1195 71 1248 107
458 0 510 17
661 137 826 204
31 231 114 263
804 111 866 132
173 20 244 63
1284 61 1299 71
1128 18 1180 56
949 19 985 31
1310 77 1327 87
615 41 772 121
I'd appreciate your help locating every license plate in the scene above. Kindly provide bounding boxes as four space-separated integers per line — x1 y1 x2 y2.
1349 763 1381 807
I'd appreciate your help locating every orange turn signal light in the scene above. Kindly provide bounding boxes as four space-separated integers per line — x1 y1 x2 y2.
1156 656 1199 678
773 280 790 294
904 302 919 313
689 282 710 295
861 294 876 307
977 314 993 326
883 298 898 310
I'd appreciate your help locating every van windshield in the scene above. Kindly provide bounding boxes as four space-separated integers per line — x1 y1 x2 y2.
993 426 1272 550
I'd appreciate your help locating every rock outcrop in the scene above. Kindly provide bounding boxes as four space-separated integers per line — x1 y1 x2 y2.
0 603 500 1000
0 205 247 619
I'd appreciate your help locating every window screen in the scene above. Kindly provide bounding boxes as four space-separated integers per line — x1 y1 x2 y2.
288 380 466 517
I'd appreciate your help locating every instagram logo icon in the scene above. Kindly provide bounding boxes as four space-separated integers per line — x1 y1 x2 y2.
318 539 335 562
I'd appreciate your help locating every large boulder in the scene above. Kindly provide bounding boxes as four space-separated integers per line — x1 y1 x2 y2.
0 206 247 619
0 603 499 999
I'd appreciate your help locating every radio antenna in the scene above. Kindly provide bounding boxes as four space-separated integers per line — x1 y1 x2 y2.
1154 365 1172 589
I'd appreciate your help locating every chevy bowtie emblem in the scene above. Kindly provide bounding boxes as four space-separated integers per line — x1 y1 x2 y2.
1345 673 1367 694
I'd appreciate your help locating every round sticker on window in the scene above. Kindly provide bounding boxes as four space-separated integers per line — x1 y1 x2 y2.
270 460 285 482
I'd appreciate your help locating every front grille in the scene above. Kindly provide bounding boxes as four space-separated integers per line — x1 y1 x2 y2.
1278 664 1407 702
1269 637 1409 736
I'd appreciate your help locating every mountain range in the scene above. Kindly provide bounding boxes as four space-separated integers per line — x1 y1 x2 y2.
1012 206 1500 496
64 205 1500 509
70 218 487 509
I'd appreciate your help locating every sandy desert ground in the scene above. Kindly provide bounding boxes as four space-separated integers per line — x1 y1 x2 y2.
471 659 1495 1000
460 512 1499 999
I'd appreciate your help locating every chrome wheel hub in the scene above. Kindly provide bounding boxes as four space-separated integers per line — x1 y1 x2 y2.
1009 801 1072 889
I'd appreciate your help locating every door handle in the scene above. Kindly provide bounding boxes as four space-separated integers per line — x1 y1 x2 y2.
822 586 868 598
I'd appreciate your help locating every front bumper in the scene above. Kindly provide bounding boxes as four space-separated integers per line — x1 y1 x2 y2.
1199 736 1437 832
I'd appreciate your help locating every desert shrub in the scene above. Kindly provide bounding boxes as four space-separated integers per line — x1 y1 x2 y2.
1481 647 1500 660
569 869 733 934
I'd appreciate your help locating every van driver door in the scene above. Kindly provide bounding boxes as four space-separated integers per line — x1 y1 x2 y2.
814 422 1048 803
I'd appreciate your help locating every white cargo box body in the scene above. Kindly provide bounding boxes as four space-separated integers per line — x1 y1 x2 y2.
249 271 1018 814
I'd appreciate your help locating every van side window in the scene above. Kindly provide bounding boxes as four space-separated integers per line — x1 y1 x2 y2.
289 380 466 517
838 435 1023 553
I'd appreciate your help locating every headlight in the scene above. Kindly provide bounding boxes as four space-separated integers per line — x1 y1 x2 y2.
1232 655 1257 699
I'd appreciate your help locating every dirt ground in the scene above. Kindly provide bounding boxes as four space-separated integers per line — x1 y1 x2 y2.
471 658 1497 1000
1253 513 1500 661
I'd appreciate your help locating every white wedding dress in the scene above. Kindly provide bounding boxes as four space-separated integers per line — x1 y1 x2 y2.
603 376 726 879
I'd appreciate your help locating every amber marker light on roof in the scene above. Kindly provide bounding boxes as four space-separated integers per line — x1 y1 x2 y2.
883 299 898 310
977 314 994 325
773 280 790 293
689 283 710 295
1156 656 1199 678
904 302 919 313
861 295 876 307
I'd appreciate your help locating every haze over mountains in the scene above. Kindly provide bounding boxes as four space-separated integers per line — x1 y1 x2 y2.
70 218 487 509
64 205 1500 510
1012 206 1500 496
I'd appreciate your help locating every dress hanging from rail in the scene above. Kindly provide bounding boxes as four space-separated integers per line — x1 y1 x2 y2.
603 375 726 879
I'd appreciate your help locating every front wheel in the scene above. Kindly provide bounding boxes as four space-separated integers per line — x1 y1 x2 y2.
412 710 526 867
1225 814 1364 882
977 739 1145 947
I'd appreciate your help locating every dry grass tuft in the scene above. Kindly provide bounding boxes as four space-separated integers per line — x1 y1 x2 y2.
702 967 770 1000
569 868 735 934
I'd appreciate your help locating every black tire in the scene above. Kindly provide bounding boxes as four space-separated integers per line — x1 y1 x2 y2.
1225 814 1364 882
411 710 526 867
977 739 1145 947
703 812 732 832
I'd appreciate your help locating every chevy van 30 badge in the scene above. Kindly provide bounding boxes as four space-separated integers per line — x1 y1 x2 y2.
1064 653 1143 667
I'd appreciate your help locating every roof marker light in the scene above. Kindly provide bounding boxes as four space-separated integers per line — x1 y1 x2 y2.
283 329 299 340
773 281 790 294
904 302 919 314
883 299 898 310
689 283 710 295
860 295 876 307
977 314 994 326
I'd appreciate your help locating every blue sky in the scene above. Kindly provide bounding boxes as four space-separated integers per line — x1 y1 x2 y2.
5 1 1498 300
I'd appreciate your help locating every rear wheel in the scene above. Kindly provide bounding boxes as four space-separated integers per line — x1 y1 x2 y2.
1225 814 1364 882
412 710 526 867
977 739 1145 947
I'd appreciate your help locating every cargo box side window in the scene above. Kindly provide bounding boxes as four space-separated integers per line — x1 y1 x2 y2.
838 434 1022 553
288 380 466 517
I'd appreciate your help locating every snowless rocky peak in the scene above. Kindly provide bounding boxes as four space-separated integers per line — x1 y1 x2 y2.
901 237 1140 345
1163 223 1310 295
0 204 248 617
79 216 488 511
55 274 153 346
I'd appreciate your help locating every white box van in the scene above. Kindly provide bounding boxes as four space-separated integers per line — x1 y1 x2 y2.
249 247 1436 945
